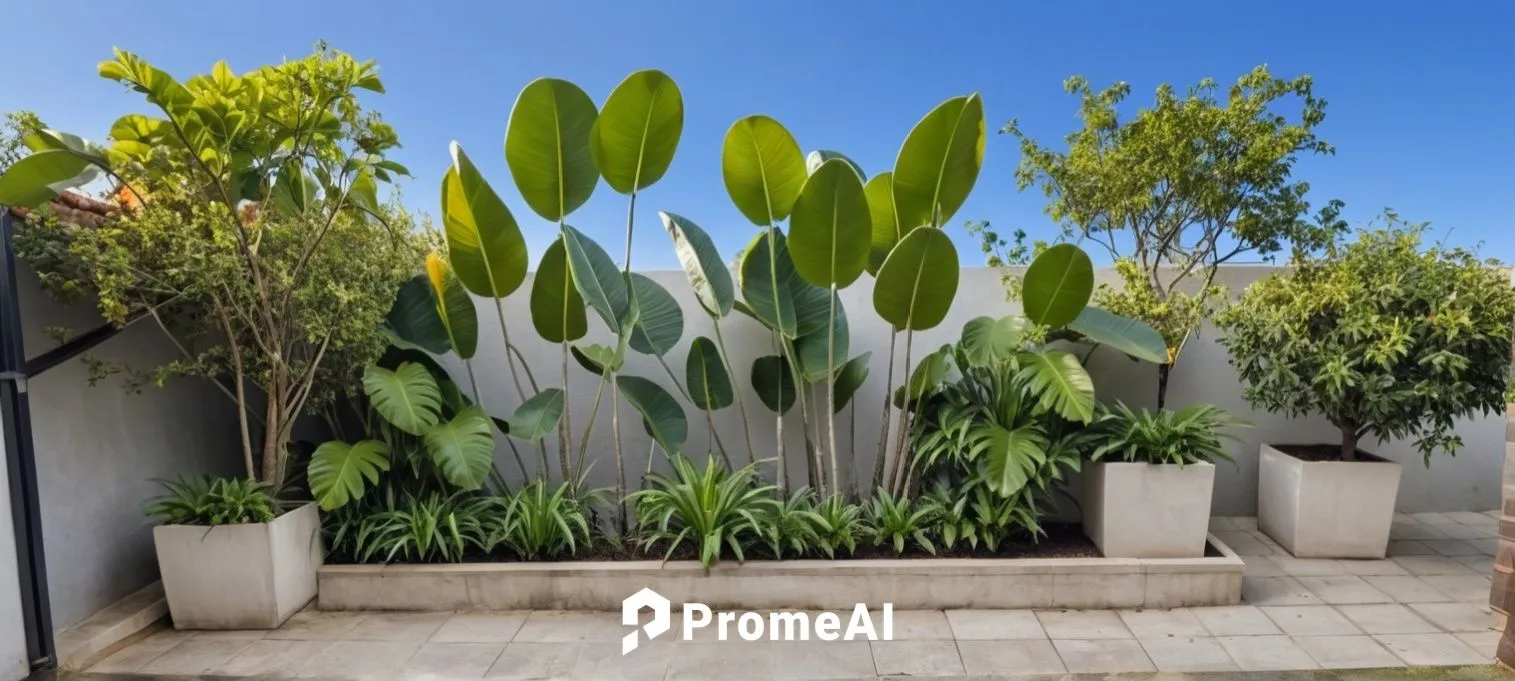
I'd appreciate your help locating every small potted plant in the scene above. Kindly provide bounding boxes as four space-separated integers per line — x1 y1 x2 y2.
1217 224 1515 558
1083 402 1247 558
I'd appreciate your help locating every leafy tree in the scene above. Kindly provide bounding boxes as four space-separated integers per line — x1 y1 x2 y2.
1216 220 1515 462
1 111 44 169
0 46 421 484
1004 66 1344 405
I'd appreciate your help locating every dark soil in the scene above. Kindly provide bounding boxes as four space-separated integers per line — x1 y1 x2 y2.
1273 443 1389 463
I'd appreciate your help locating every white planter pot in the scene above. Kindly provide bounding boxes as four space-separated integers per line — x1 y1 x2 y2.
1083 461 1216 558
154 501 322 629
1256 444 1402 558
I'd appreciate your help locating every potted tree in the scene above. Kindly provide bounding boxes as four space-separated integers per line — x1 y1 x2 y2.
1217 223 1515 558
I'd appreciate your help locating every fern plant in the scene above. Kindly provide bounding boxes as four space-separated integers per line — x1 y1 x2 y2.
145 476 278 526
1090 402 1248 465
630 456 775 566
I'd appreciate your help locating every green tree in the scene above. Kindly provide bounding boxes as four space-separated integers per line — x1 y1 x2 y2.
1 111 44 169
1216 220 1515 461
1004 66 1343 406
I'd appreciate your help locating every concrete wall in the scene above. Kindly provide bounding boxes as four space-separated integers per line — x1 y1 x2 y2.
446 265 1505 516
16 265 242 631
0 416 30 680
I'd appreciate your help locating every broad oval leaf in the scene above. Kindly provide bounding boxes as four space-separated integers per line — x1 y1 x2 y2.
795 291 849 383
590 70 683 193
506 388 566 444
721 115 806 226
685 336 734 411
1016 350 1096 423
423 405 496 490
1022 243 1094 328
891 94 986 231
363 362 443 436
789 158 871 288
959 315 1028 367
894 345 954 407
425 253 479 359
1067 307 1167 364
628 273 684 357
529 237 588 343
386 274 452 355
0 149 97 209
571 343 623 376
737 229 798 337
973 424 1048 497
616 375 687 455
561 224 630 333
308 440 391 511
661 211 734 317
872 228 960 331
832 352 872 414
442 142 528 298
864 172 899 275
506 77 600 221
806 150 864 179
751 355 797 414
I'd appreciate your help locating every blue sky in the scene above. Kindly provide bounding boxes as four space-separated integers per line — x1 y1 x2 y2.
2 1 1511 269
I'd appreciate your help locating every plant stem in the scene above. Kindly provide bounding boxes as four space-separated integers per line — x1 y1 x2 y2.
825 284 840 499
469 359 530 482
889 329 917 495
560 341 572 481
574 372 609 482
772 333 787 495
611 372 627 536
713 320 755 465
493 300 549 478
779 338 819 495
658 357 733 470
872 329 899 492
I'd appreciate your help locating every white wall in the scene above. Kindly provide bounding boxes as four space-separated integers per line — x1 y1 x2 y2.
445 265 1505 516
0 416 31 681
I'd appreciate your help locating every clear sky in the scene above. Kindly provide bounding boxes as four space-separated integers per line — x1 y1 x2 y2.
2 1 1511 269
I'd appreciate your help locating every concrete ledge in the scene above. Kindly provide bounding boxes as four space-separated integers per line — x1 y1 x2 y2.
54 581 167 670
318 534 1243 612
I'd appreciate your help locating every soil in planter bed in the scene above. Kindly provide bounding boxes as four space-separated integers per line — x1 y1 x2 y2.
1273 444 1390 463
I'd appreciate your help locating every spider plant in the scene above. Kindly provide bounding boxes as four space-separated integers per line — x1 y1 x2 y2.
811 494 867 559
864 488 937 555
144 476 278 526
921 481 974 552
1089 402 1248 466
761 486 822 559
629 455 775 566
487 480 599 560
348 489 491 564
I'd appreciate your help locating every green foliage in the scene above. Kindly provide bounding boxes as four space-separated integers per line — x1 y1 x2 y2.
617 375 687 455
144 476 277 526
873 227 959 331
1217 223 1515 462
686 337 734 411
503 389 566 444
423 406 497 490
0 110 45 169
863 488 937 555
590 70 683 194
661 211 734 318
335 489 491 564
442 143 528 299
722 115 806 226
891 94 986 232
309 440 391 511
811 494 867 558
363 363 443 436
760 487 822 559
529 237 588 343
486 480 597 560
630 456 776 566
627 274 684 357
788 158 871 288
1021 244 1093 328
751 355 797 414
505 78 599 221
1090 403 1248 466
426 253 480 359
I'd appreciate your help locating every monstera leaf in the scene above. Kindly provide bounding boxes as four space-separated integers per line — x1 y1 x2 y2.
970 423 1049 497
362 362 443 436
423 406 496 490
308 440 391 511
959 315 1028 368
1016 350 1095 423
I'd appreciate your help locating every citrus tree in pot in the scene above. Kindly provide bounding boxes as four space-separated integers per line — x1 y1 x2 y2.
1217 222 1515 558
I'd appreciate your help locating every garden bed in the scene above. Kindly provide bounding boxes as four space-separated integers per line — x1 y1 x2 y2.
317 533 1243 612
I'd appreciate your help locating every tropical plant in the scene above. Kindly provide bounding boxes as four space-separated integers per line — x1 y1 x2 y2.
920 482 975 551
630 455 775 566
486 480 598 560
810 494 867 559
1089 402 1248 466
336 488 492 564
1217 222 1515 462
863 488 937 555
760 486 822 559
144 476 277 526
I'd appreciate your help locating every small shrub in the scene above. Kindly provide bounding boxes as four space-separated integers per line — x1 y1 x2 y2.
1090 402 1248 466
144 476 277 526
760 487 822 559
630 456 775 566
345 489 491 564
864 488 937 555
487 480 597 560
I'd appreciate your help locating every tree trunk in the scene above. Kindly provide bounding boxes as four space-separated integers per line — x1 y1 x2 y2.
259 400 285 484
1339 421 1359 462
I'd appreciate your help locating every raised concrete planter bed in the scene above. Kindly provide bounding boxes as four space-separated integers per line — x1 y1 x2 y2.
318 535 1243 612
1257 444 1402 559
1084 461 1216 558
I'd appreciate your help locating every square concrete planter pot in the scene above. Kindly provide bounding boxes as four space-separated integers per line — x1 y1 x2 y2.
1083 461 1216 558
1256 444 1402 558
153 501 322 629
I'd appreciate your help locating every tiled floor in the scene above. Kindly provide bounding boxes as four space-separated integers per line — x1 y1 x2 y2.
87 512 1506 680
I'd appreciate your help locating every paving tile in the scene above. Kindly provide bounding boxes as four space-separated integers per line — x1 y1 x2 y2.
139 638 254 675
1422 574 1495 602
1294 634 1404 668
1217 635 1319 671
1456 553 1496 574
1394 554 1477 575
1118 609 1207 638
944 609 1044 639
1335 604 1439 635
1394 513 1421 525
1471 538 1499 557
295 640 420 678
869 640 963 677
1242 577 1321 605
1457 631 1501 657
1215 531 1276 556
346 611 450 642
1363 575 1457 603
1391 522 1448 540
1409 602 1500 633
1231 517 1259 531
432 612 529 643
1438 524 1494 540
1413 512 1460 526
264 610 367 640
1036 609 1132 639
192 629 268 640
772 640 873 680
402 642 506 679
1052 638 1155 674
1375 633 1488 665
1444 511 1498 527
1192 606 1282 636
486 642 582 680
574 639 674 681
1339 559 1409 576
1259 606 1360 636
1388 540 1437 556
89 630 191 673
890 610 955 639
515 611 623 642
1424 539 1485 556
215 640 331 676
1210 516 1238 531
957 639 1065 675
1138 635 1237 672
1274 557 1346 577
1242 556 1285 577
1294 575 1392 604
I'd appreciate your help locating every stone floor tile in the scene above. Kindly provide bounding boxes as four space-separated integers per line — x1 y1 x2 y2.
1422 574 1495 602
1192 606 1282 636
1424 539 1485 556
957 639 1065 675
88 630 192 673
1445 511 1498 527
1388 540 1437 556
1036 609 1132 639
1118 609 1207 638
403 642 504 679
1242 556 1286 577
1394 554 1477 575
191 629 268 640
944 609 1044 640
1259 606 1360 636
215 639 331 676
1412 512 1460 526
1456 553 1496 574
1335 604 1439 635
1294 634 1404 669
773 640 874 680
346 611 450 642
1363 575 1457 603
1438 524 1494 540
1457 631 1501 657
1052 638 1155 674
869 640 963 677
1210 516 1238 532
1216 531 1276 556
1392 522 1448 540
1339 559 1409 576
1294 575 1393 604
1275 557 1346 577
1486 510 1502 520
574 639 674 681
264 610 367 640
889 610 955 639
1216 635 1319 671
432 612 529 643
295 640 420 678
138 638 254 675
1394 513 1420 525
1242 577 1321 606
515 611 624 643
486 642 582 680
1375 633 1488 666
1231 517 1259 531
1138 635 1237 672
1409 602 1500 633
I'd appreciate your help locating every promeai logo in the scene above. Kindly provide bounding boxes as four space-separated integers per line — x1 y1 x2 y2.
620 588 893 655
